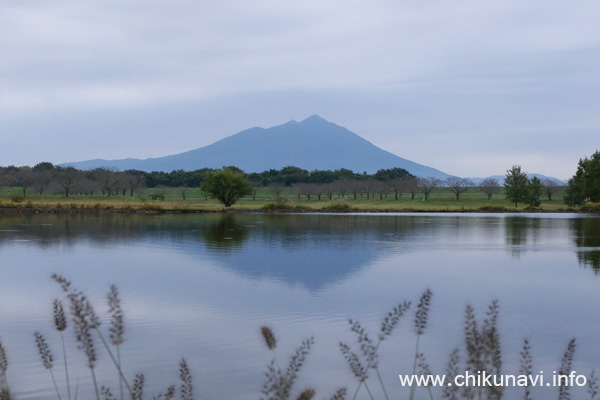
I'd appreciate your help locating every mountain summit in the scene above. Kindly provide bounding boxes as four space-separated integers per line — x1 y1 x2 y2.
63 115 451 178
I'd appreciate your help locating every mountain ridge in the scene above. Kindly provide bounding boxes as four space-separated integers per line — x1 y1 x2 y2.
62 115 453 178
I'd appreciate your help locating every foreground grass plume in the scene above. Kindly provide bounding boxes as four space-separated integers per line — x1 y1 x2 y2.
558 338 577 400
34 332 62 400
410 289 432 400
0 337 9 400
261 326 277 350
261 330 315 400
179 358 193 400
131 373 144 400
0 278 595 399
53 299 71 400
341 301 411 400
107 285 125 400
519 339 533 400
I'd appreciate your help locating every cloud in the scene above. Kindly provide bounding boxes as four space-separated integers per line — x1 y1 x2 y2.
1 0 599 177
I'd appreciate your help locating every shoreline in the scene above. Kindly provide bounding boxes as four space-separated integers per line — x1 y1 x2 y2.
0 205 587 215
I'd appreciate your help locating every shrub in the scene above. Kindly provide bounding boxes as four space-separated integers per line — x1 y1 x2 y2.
262 202 295 211
10 193 24 203
322 202 353 212
581 202 600 213
149 192 165 201
478 204 509 212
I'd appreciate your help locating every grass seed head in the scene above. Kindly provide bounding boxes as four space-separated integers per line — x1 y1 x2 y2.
34 332 53 369
53 299 67 332
261 326 277 350
296 388 316 400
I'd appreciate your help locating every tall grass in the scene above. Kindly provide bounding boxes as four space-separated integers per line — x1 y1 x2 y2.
0 277 596 399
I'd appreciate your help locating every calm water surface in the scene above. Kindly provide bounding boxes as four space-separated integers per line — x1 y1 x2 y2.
0 213 599 399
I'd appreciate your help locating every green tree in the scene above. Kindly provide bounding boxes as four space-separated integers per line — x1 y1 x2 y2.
33 161 55 171
504 165 529 207
526 176 542 207
373 167 411 181
279 166 309 186
565 150 600 206
201 169 252 207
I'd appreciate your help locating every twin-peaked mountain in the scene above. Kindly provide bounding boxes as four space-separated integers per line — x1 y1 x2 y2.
64 115 451 178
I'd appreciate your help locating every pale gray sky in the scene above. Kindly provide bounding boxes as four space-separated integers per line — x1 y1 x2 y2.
1 0 599 179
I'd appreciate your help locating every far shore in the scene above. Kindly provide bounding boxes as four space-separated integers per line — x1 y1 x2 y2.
0 203 587 215
1 186 596 215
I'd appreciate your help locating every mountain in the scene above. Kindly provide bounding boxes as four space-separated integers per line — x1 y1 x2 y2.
62 115 452 178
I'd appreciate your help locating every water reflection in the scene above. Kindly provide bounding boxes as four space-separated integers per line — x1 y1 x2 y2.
570 217 600 273
0 213 598 285
0 213 599 400
504 217 541 258
202 214 249 250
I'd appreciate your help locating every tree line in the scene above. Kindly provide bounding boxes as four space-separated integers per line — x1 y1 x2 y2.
502 150 600 208
0 163 147 198
0 162 569 204
0 164 415 197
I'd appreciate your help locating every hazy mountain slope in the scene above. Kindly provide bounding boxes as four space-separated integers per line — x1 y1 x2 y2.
63 115 452 178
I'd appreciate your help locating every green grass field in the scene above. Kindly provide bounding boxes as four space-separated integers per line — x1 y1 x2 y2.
0 186 577 212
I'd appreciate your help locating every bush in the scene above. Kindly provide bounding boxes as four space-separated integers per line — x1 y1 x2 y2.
10 193 24 203
149 192 165 201
322 202 353 212
478 204 509 212
262 202 295 211
262 203 311 212
581 202 600 213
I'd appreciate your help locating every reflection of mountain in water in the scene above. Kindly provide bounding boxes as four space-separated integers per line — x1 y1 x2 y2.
202 215 411 291
0 214 441 291
570 218 600 273
2 213 598 289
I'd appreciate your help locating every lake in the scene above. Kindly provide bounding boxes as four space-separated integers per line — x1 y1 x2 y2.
0 213 598 399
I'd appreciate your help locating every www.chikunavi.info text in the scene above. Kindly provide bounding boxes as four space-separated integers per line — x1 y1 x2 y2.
399 371 587 388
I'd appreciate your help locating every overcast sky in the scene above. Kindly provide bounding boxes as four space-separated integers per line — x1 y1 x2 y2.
1 0 599 179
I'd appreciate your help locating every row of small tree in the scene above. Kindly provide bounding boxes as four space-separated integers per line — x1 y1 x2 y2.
284 175 565 203
283 177 472 201
0 164 147 198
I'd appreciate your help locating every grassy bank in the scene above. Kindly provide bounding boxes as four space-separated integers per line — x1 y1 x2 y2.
0 186 583 213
